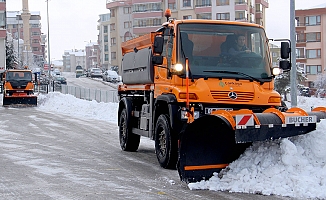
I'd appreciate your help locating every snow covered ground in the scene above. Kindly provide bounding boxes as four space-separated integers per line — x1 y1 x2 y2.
37 93 326 199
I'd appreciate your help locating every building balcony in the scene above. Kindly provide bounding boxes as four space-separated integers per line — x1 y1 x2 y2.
255 0 269 8
235 17 248 22
106 0 132 9
255 12 263 19
235 4 249 11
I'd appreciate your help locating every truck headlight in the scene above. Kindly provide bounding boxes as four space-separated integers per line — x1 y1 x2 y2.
173 64 183 72
181 110 200 120
272 67 281 76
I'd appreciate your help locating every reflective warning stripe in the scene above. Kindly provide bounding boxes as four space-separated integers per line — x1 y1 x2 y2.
184 164 229 171
237 115 251 125
236 115 254 126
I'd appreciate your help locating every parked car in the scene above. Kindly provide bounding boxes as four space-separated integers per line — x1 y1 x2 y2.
53 76 67 85
90 68 102 78
103 70 119 83
317 89 326 98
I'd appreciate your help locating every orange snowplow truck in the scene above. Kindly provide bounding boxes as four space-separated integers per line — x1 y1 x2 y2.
117 11 326 183
2 69 37 106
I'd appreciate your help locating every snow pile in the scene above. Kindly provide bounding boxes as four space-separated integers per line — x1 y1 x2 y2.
189 97 326 199
37 92 118 124
189 120 326 199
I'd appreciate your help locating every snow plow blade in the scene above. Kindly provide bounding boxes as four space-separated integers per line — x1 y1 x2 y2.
178 115 250 183
3 96 37 106
178 107 326 183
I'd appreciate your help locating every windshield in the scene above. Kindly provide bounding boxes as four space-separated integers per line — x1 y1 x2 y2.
56 77 66 81
108 71 118 76
92 68 101 72
6 71 32 81
177 23 272 81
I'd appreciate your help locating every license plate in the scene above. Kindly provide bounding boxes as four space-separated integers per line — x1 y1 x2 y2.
205 107 233 114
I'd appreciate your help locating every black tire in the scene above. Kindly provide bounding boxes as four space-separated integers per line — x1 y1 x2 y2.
154 114 178 169
119 109 140 151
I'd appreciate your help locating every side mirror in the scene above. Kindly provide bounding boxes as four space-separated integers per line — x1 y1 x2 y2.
279 60 291 71
281 42 290 59
152 55 163 65
153 36 164 54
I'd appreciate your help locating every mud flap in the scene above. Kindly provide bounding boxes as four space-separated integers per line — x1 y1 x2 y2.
178 115 250 183
3 96 37 106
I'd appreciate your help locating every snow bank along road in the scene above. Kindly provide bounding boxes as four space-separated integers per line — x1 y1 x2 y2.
0 106 291 200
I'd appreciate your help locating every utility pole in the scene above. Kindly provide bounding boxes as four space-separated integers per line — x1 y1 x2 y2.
290 0 297 107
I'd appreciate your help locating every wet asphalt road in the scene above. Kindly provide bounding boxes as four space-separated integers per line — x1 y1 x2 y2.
0 105 294 200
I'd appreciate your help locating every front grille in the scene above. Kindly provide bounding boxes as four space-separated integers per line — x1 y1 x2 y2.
211 90 254 102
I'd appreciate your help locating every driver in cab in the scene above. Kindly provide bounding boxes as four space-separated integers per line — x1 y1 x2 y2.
229 34 251 55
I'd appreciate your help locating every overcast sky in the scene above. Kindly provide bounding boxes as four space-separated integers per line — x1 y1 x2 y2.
6 0 326 61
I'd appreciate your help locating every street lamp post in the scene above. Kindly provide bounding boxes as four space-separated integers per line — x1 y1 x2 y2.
290 0 297 107
46 0 51 77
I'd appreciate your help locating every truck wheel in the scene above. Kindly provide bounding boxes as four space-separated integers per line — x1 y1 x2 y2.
154 114 178 169
119 109 140 151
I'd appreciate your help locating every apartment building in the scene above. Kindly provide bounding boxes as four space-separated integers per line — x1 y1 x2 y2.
6 11 46 68
84 43 100 71
0 0 5 73
62 49 86 72
269 43 280 67
295 5 326 88
98 13 111 70
105 0 269 73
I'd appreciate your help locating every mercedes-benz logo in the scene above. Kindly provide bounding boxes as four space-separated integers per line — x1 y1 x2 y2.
228 92 237 100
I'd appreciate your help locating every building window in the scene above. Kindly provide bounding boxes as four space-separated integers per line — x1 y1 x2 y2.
272 52 278 57
111 37 116 46
32 32 40 36
32 47 39 51
124 7 131 14
305 15 321 26
111 52 116 60
104 45 108 52
255 4 262 12
235 0 246 4
197 13 211 19
196 0 211 7
183 0 191 7
133 2 163 12
183 15 192 19
296 32 305 43
0 12 5 28
216 0 229 6
168 3 176 10
110 23 115 31
216 13 230 20
306 65 322 75
296 48 305 58
110 9 115 17
32 39 39 43
306 32 321 42
104 25 108 33
104 35 108 42
31 24 39 28
306 49 321 59
105 54 109 61
133 18 162 27
124 21 132 29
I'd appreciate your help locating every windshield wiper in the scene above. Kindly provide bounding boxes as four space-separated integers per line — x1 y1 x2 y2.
203 70 269 85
